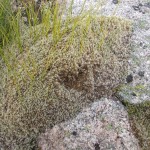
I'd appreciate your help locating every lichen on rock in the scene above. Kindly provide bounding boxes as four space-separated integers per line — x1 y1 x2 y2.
38 98 140 150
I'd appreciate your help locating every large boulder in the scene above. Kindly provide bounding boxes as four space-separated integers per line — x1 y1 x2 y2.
38 98 140 150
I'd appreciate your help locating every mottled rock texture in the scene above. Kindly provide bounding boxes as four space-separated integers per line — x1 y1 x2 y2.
38 98 140 150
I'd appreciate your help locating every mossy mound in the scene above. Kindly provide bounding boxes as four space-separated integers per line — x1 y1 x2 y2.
0 16 132 149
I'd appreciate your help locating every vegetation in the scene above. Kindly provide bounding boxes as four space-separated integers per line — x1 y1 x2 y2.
114 83 150 150
0 0 134 149
122 100 150 150
0 0 21 48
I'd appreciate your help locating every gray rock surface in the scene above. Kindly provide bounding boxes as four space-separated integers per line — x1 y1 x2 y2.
38 98 140 150
68 0 150 104
102 0 150 104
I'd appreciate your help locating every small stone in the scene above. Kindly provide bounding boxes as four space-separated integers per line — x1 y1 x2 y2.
131 92 137 96
139 9 142 13
140 42 143 47
138 71 145 77
72 131 77 136
126 74 133 83
112 0 118 4
132 6 140 11
144 2 150 8
38 99 140 150
143 45 147 49
94 143 100 150
138 3 143 7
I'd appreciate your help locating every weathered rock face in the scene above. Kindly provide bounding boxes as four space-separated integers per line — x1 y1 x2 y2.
100 0 150 104
38 98 140 150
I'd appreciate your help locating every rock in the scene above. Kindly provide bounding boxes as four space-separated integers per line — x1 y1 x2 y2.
116 84 150 104
143 45 147 49
38 98 140 150
72 131 77 136
112 0 118 4
94 143 100 150
132 3 144 12
131 92 137 97
126 74 133 83
132 5 140 11
138 3 143 7
138 71 145 77
144 2 150 8
139 42 143 47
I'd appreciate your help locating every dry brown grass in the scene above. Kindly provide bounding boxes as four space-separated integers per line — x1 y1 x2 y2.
0 15 132 149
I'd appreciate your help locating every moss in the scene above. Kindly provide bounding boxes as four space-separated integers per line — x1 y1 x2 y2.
115 84 150 100
114 84 150 149
123 101 150 150
0 16 132 149
134 84 146 90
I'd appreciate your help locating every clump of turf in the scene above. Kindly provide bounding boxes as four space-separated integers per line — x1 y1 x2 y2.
0 15 132 149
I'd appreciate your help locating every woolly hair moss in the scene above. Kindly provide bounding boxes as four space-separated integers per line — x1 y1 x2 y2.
0 15 132 149
0 1 132 149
